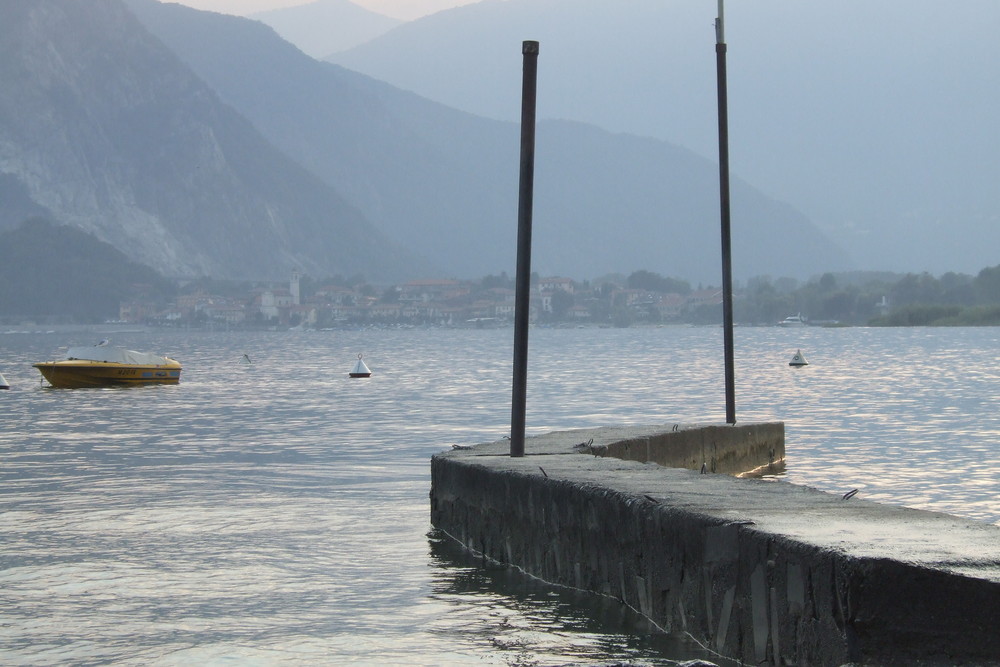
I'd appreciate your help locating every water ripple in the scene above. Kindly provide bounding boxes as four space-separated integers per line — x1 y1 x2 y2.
2 326 997 664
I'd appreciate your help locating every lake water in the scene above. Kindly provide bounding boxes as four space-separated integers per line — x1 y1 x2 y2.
2 325 998 665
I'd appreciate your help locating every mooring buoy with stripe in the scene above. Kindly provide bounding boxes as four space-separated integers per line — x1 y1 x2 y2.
349 354 372 378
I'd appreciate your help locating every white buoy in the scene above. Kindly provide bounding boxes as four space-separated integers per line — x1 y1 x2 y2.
0 372 9 389
349 354 372 378
789 349 808 367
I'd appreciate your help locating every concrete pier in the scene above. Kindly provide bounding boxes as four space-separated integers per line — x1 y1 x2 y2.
587 422 785 476
430 424 1000 666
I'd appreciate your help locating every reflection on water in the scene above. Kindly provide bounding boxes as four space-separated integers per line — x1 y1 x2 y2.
733 326 1000 524
425 532 738 667
1 326 998 664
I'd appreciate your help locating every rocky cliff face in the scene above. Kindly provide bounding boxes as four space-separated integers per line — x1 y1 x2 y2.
0 0 417 281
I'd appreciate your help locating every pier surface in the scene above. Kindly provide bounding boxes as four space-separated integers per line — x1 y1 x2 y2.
431 424 1000 666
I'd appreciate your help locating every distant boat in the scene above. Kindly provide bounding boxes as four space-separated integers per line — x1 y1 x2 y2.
789 349 809 367
779 313 807 327
0 371 9 389
33 345 182 388
349 354 371 378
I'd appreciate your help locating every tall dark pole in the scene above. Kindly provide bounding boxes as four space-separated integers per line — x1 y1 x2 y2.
510 40 539 457
715 2 736 424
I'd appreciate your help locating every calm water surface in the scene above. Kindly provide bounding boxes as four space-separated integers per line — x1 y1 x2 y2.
1 325 998 665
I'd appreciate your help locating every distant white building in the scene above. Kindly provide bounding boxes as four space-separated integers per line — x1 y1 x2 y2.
290 270 301 306
876 295 890 315
538 277 574 294
259 289 294 320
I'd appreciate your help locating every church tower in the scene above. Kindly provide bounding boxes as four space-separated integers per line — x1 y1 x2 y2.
290 270 300 306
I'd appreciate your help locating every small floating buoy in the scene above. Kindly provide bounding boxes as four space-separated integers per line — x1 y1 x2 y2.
349 354 371 378
0 372 9 389
789 349 808 367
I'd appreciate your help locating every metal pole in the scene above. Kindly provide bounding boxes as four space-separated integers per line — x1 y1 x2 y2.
715 2 736 424
510 40 539 457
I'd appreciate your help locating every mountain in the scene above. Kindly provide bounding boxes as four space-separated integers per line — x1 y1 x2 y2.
0 218 175 322
250 0 401 59
127 0 851 284
329 0 1000 277
0 173 53 229
0 0 419 282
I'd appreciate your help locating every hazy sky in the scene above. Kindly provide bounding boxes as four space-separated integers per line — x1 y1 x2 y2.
171 0 478 20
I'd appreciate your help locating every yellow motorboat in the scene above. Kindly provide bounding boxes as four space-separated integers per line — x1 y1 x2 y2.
34 345 182 388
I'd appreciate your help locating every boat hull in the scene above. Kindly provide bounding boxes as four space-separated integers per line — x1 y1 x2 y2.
33 360 182 388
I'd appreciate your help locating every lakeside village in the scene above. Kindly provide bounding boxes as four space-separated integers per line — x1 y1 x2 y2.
121 264 1000 330
117 271 741 330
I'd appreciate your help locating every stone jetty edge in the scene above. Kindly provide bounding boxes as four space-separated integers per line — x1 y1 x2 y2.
430 423 1000 666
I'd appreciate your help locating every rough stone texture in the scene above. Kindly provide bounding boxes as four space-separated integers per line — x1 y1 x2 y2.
588 422 784 475
431 425 1000 666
